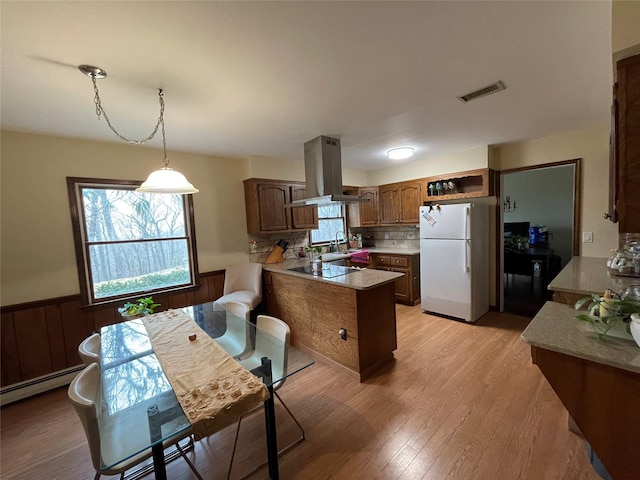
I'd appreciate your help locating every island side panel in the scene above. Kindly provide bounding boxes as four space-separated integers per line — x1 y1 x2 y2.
265 271 360 373
355 282 397 378
531 346 640 480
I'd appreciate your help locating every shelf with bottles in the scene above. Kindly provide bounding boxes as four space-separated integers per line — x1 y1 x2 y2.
422 168 494 202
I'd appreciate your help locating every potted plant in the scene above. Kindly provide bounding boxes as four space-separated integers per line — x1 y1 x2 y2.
304 245 323 274
574 289 640 340
118 296 160 319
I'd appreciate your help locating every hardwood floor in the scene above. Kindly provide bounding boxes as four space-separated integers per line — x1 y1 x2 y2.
1 305 601 480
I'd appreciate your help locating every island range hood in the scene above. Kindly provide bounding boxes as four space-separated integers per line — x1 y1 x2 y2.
286 135 369 206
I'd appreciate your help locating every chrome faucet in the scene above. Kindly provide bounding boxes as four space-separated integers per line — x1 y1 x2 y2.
335 230 346 253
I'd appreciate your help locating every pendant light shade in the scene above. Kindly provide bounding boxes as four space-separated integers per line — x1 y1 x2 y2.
79 65 198 194
136 166 199 194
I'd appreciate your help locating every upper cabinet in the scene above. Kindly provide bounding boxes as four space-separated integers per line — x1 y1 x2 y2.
422 168 494 202
379 181 422 225
610 53 640 233
346 186 379 227
244 178 318 235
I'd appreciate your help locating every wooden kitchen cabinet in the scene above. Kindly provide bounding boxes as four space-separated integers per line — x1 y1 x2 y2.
346 186 379 227
378 181 422 225
244 178 318 235
371 253 420 305
610 53 640 233
290 184 318 229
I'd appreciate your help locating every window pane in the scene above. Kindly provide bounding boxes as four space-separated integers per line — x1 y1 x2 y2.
318 204 342 219
82 189 186 242
311 219 345 243
90 239 191 299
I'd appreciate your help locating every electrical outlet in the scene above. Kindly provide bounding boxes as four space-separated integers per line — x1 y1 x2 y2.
582 231 593 243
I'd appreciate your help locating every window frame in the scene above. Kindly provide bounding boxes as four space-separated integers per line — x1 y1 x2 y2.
66 177 200 307
309 204 347 246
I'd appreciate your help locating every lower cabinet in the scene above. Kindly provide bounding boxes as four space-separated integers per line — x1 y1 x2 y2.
370 253 420 305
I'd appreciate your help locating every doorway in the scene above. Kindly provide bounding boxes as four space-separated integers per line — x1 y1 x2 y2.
499 159 581 316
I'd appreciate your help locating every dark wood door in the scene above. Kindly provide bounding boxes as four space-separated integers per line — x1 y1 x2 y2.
399 182 422 224
290 185 318 230
379 187 399 224
257 183 290 232
616 53 640 233
359 187 379 226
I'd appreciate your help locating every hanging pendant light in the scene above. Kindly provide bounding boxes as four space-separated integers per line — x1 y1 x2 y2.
79 65 198 194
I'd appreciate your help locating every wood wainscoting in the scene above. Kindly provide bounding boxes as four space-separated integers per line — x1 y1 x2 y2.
0 270 225 403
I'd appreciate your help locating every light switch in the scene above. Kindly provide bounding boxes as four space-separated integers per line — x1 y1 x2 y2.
582 231 593 243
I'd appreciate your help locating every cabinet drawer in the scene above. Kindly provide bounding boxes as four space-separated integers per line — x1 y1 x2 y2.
391 257 408 267
374 255 393 266
374 255 409 267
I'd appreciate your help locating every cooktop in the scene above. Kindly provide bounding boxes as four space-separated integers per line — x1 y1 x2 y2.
288 264 360 278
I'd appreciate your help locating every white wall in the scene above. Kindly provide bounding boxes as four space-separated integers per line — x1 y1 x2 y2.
367 145 488 186
612 0 640 54
494 124 618 258
245 155 369 187
0 131 250 305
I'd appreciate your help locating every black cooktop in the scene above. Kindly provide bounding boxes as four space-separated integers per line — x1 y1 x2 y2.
288 264 360 278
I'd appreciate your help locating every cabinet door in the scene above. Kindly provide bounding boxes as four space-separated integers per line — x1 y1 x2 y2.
390 267 410 301
616 53 640 233
290 185 318 230
359 188 379 226
257 183 290 232
399 182 422 224
379 186 399 224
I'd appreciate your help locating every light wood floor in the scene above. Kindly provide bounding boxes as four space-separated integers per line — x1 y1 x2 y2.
1 305 601 480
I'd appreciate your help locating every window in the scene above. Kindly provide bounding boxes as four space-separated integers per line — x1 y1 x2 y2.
310 204 347 245
67 177 199 306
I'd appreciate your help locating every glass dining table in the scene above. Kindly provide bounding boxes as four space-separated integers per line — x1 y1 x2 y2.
99 301 315 480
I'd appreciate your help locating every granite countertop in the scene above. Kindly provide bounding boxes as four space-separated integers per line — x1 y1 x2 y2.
361 247 421 255
548 256 639 296
521 301 640 374
320 247 420 263
262 258 404 290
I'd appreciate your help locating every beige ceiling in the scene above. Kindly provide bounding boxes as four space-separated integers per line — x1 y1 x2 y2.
1 1 612 171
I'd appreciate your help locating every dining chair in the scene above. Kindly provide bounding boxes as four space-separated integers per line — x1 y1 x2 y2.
226 314 304 480
68 363 204 480
213 301 252 359
216 263 263 311
78 332 101 366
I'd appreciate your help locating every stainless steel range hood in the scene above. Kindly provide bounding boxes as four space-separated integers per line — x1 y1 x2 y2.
286 135 369 207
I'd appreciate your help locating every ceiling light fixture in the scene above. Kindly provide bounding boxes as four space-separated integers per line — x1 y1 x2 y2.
386 147 415 160
78 65 198 194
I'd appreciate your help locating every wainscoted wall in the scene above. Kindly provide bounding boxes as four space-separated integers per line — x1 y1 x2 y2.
0 270 225 400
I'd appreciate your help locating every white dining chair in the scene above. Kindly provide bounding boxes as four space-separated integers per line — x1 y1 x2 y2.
78 333 101 366
213 301 252 359
69 363 203 480
226 314 304 480
216 263 263 311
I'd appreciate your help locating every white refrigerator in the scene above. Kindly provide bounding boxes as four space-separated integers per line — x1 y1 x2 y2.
419 203 489 322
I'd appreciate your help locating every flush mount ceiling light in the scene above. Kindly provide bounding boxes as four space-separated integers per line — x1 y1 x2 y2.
386 147 415 160
78 65 198 194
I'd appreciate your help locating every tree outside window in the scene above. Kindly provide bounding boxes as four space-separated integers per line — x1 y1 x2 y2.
310 204 346 245
67 177 199 305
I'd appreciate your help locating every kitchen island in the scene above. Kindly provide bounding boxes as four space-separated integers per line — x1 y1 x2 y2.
522 301 640 480
262 259 403 381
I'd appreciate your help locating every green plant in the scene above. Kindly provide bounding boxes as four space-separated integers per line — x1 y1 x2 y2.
118 296 160 316
304 245 322 261
575 293 640 338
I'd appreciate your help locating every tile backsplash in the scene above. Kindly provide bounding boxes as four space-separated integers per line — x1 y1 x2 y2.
247 226 420 262
350 226 420 250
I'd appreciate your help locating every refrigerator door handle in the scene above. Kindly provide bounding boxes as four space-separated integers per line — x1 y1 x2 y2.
465 239 470 272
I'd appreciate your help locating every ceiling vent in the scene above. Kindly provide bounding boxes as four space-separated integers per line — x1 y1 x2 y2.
457 81 506 103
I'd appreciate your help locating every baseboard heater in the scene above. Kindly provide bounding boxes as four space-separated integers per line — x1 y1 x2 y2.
0 365 83 406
